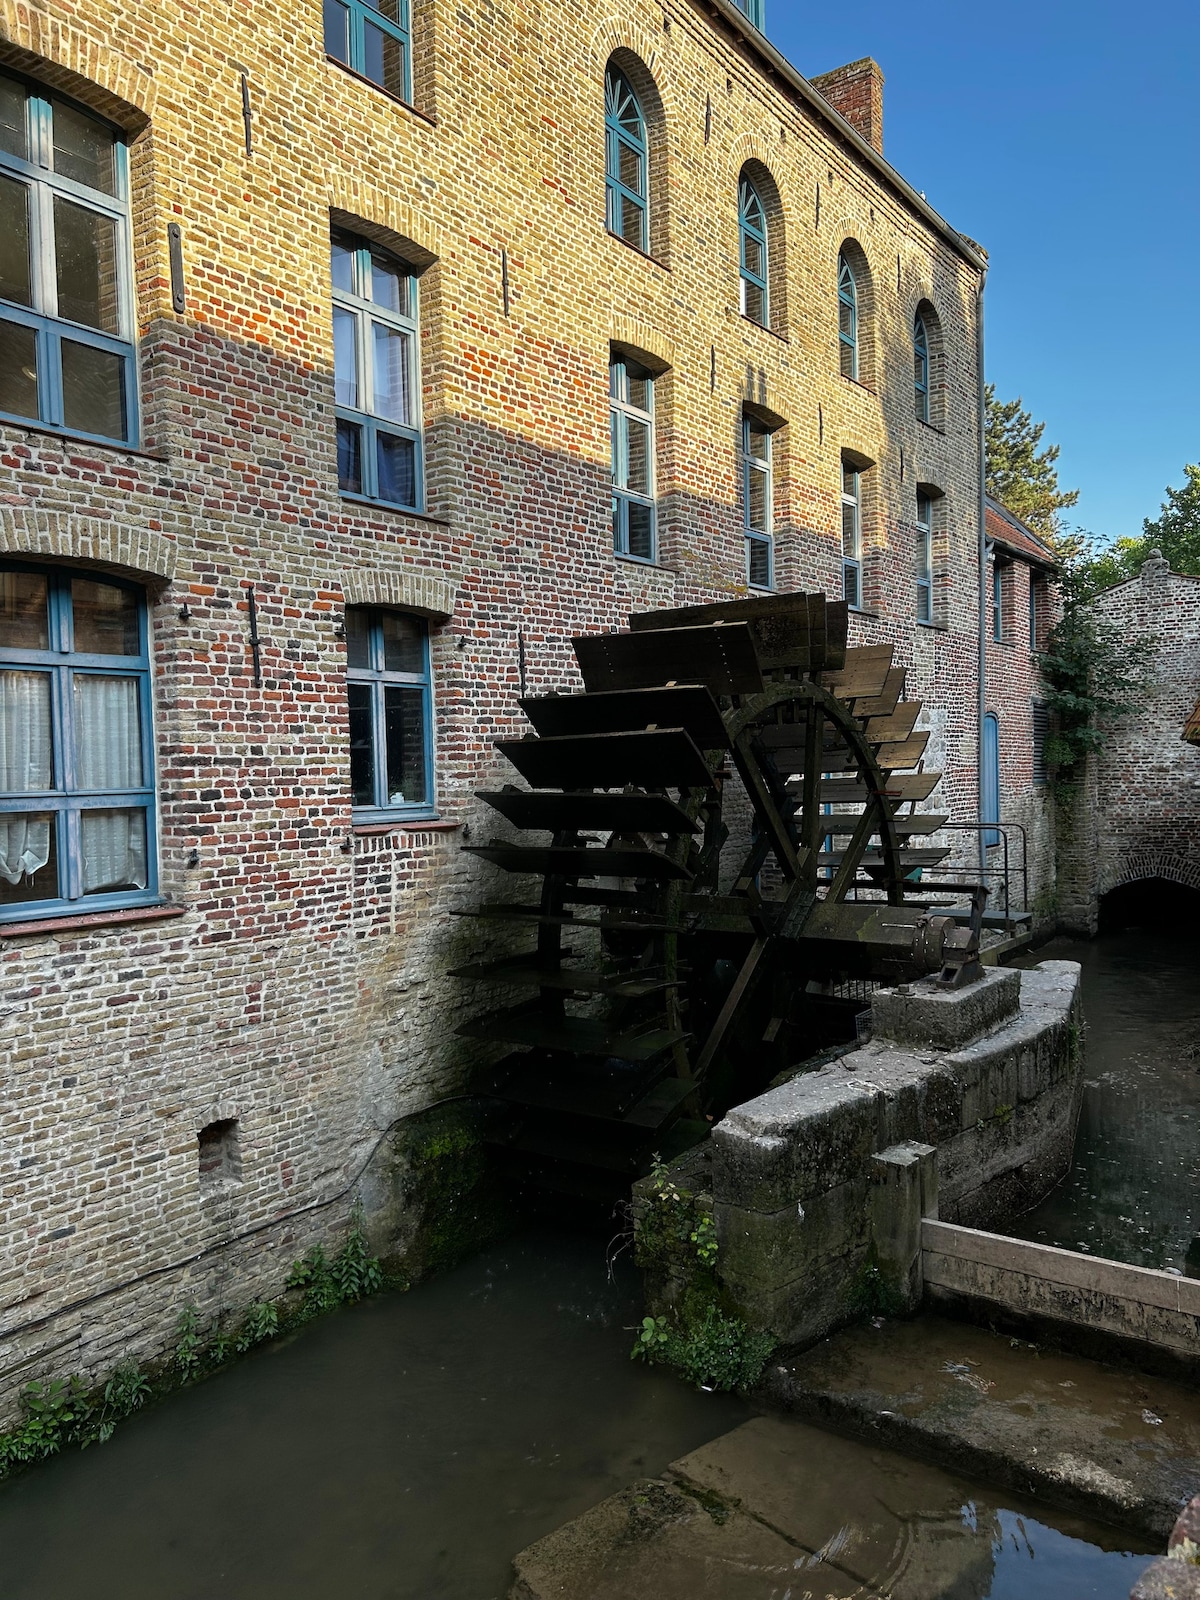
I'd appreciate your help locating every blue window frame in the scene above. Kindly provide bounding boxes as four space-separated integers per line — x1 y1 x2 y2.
732 0 765 28
837 253 858 380
346 607 435 818
611 354 655 562
605 67 647 252
739 177 768 326
993 559 1005 641
982 712 1000 846
324 0 412 102
916 491 933 623
744 416 773 589
332 231 423 512
914 312 930 422
841 461 862 608
0 563 157 922
0 70 138 447
1029 574 1039 650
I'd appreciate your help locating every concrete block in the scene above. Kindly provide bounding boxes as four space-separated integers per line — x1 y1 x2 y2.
872 967 1021 1050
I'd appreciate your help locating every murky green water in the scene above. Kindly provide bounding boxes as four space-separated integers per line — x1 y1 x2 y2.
0 1231 1152 1599
1013 927 1200 1270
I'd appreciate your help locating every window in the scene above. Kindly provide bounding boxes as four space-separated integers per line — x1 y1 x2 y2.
345 608 434 816
610 354 655 561
1029 574 1039 650
992 559 1004 641
1032 701 1048 786
0 71 137 445
331 231 423 511
324 0 412 101
732 0 764 26
914 312 929 423
841 462 861 608
0 564 156 921
739 177 768 326
605 68 647 252
837 253 858 380
982 712 1000 846
743 418 772 589
916 492 933 623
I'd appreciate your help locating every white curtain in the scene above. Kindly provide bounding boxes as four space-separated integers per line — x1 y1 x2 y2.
0 671 52 885
81 809 146 892
74 676 146 892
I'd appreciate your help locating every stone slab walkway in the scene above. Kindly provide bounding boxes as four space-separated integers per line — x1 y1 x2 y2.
762 1313 1200 1540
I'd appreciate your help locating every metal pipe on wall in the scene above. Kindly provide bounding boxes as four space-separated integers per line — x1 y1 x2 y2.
976 266 989 880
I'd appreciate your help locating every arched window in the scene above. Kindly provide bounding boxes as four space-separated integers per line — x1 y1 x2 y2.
605 67 647 252
914 313 930 422
739 177 768 326
837 253 858 380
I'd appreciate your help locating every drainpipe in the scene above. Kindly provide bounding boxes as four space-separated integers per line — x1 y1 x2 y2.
976 265 989 882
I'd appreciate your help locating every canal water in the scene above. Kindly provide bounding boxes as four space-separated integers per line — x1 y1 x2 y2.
1012 906 1200 1272
0 1229 1152 1599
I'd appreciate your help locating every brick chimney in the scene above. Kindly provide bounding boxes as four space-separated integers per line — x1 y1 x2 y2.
810 58 885 155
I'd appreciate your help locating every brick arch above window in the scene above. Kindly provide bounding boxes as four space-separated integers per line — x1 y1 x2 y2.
0 8 154 131
608 314 675 375
327 186 441 272
340 567 458 619
0 510 176 582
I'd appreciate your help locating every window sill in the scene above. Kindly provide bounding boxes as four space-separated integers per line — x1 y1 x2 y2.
917 619 949 632
839 375 878 397
846 605 880 618
0 902 185 939
604 230 670 272
324 56 437 125
917 419 946 437
351 815 456 833
0 417 167 463
338 492 451 527
614 553 673 573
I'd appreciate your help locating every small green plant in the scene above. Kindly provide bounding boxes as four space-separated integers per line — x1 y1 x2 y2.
632 1304 774 1392
235 1301 279 1353
848 1243 906 1321
0 1202 386 1481
690 1213 719 1269
173 1305 203 1379
631 1316 670 1360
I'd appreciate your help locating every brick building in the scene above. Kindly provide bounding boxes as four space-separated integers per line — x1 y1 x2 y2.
0 0 1053 1412
983 497 1057 922
1058 551 1200 933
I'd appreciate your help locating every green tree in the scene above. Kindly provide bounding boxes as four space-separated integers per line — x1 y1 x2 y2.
985 386 1079 544
1139 463 1200 575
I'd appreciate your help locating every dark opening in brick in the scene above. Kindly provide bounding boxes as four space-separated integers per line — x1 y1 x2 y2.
198 1118 241 1192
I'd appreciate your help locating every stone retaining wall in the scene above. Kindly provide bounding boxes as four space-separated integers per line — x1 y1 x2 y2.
706 961 1082 1347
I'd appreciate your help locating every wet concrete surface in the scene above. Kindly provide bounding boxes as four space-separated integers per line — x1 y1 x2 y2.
764 1313 1200 1540
511 1414 1154 1599
1011 928 1200 1273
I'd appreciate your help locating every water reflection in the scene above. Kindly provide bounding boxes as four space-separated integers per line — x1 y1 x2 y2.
1013 922 1200 1270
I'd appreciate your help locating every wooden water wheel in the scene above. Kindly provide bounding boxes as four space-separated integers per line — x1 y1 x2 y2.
451 592 980 1196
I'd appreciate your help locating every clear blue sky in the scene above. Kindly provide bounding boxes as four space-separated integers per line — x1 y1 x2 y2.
766 1 1200 542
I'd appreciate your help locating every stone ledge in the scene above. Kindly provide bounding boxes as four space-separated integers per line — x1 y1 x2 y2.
872 966 1020 1050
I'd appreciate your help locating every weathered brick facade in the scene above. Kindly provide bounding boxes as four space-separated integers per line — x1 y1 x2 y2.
0 0 1052 1416
1058 553 1200 933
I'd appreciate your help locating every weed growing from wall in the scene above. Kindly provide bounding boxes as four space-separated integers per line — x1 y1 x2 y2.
631 1157 774 1393
0 1205 384 1482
